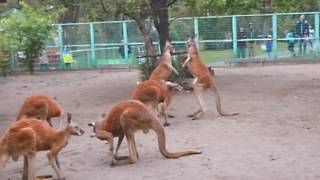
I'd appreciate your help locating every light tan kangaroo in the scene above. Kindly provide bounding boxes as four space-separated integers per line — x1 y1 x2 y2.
16 95 67 128
89 100 201 166
183 37 239 120
149 40 179 82
146 40 183 123
16 95 70 180
131 80 182 126
0 114 84 180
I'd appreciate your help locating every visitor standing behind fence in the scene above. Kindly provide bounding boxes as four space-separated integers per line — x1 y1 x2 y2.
266 35 273 59
118 40 132 58
63 47 74 70
286 30 296 57
247 23 257 58
237 27 247 59
295 15 309 55
308 25 314 53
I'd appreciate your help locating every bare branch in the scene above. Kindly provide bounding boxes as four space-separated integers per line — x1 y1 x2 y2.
60 0 80 7
99 0 112 14
166 0 178 7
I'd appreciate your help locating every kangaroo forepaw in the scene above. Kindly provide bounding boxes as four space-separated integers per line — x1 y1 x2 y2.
163 122 170 126
167 114 175 118
115 156 129 160
36 175 53 179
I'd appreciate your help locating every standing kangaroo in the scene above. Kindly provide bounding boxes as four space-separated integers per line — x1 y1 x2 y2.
89 100 201 166
16 95 69 180
149 40 179 82
0 115 84 180
183 37 239 120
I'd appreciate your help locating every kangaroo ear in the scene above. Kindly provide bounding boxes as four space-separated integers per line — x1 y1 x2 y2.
67 112 72 124
191 34 196 40
88 122 95 127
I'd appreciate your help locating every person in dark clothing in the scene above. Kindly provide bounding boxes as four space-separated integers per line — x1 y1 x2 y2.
286 30 296 57
119 40 132 58
295 15 309 55
265 35 273 59
237 27 247 58
247 23 257 58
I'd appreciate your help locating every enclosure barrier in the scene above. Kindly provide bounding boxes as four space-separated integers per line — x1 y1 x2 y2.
10 12 320 70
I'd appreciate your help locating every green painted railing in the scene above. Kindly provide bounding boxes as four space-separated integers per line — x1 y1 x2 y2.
41 11 320 69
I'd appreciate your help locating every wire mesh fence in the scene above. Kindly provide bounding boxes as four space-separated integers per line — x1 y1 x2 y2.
9 12 320 71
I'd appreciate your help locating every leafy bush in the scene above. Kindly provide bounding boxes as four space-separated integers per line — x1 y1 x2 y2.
3 3 63 74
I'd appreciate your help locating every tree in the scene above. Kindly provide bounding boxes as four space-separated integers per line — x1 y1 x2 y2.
151 0 177 53
0 19 14 76
100 0 157 60
4 2 62 74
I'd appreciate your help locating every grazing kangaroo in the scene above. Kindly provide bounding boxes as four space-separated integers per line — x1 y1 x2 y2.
0 114 84 180
16 95 67 128
89 100 201 166
182 37 239 120
131 80 182 126
148 40 179 82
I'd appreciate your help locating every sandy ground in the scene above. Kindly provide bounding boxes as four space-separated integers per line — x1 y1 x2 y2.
0 64 320 180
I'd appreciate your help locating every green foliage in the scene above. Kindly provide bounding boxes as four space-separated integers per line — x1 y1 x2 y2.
0 18 16 77
3 2 62 74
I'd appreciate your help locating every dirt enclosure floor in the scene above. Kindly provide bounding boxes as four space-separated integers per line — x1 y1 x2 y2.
1 64 320 180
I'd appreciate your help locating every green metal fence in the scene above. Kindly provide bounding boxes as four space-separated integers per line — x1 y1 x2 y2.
37 12 320 70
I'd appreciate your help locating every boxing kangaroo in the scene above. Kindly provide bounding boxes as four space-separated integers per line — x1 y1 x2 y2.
182 37 239 120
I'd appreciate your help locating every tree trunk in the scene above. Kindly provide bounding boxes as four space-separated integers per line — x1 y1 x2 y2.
136 19 157 60
27 53 34 74
60 5 80 23
260 0 273 37
151 0 169 53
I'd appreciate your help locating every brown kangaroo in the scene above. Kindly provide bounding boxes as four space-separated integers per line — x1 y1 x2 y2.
183 37 239 120
0 114 84 180
16 95 67 128
16 95 69 180
148 40 179 82
89 100 201 166
131 80 182 126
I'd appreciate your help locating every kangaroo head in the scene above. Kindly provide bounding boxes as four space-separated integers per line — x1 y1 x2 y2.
88 113 105 137
67 113 84 136
186 37 197 49
164 40 174 54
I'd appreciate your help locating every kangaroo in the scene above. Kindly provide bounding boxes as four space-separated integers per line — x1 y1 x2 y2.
89 100 201 166
16 95 67 128
148 40 179 82
0 114 84 180
16 95 70 180
182 37 239 120
131 80 182 126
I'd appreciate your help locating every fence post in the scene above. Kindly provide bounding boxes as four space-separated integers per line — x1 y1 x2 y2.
272 14 278 59
194 17 199 47
232 15 237 59
57 24 64 69
314 12 320 58
89 23 96 67
122 21 129 62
